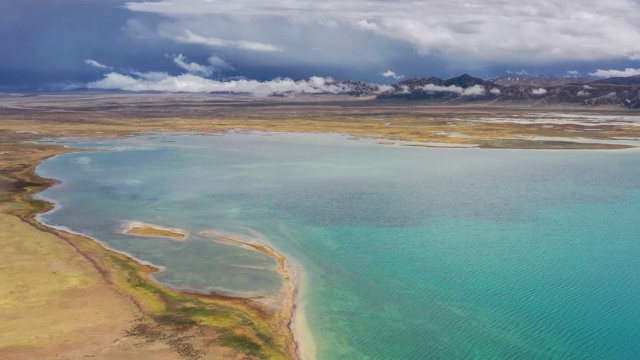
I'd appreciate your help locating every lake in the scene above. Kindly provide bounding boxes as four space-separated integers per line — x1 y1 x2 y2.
36 132 640 359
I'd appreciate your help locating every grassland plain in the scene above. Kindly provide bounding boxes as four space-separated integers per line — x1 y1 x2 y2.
1 93 639 359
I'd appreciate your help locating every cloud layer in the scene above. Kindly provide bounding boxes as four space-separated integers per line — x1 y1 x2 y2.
124 0 640 63
174 30 280 52
173 54 213 76
85 59 111 70
421 84 487 96
4 0 640 90
382 70 404 80
590 68 640 78
87 71 391 96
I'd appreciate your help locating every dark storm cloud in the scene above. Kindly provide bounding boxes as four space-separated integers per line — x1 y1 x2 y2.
0 0 131 87
2 0 640 90
0 0 212 88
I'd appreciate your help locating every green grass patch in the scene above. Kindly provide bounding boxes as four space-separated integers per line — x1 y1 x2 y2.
219 329 265 359
110 254 190 303
154 313 198 327
23 198 49 216
253 326 274 344
173 306 222 317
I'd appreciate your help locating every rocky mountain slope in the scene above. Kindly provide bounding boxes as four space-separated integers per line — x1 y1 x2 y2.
489 76 592 87
373 74 640 108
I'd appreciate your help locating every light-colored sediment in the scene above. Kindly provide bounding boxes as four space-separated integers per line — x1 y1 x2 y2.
124 221 188 241
291 284 317 360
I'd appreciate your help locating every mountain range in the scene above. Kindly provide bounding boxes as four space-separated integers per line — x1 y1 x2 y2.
335 74 640 108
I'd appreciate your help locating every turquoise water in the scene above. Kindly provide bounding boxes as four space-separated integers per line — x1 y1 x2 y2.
36 133 640 359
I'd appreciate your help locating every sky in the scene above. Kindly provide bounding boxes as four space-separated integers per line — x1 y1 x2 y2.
2 0 640 92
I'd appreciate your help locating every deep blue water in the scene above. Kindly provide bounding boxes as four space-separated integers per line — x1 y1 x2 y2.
36 133 640 359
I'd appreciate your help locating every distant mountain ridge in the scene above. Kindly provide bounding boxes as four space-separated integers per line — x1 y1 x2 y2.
489 76 592 87
590 75 640 85
69 73 640 109
443 73 495 88
334 73 640 108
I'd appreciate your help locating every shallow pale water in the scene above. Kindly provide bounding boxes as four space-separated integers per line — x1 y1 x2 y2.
36 133 640 359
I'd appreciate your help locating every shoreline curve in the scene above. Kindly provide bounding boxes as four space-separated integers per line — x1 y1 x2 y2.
201 230 306 360
29 151 301 359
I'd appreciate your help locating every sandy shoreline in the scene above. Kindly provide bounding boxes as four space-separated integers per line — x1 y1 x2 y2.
28 197 299 359
291 270 317 360
200 230 317 360
201 231 307 359
28 144 305 359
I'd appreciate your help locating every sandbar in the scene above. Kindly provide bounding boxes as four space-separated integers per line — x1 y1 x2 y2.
124 221 188 241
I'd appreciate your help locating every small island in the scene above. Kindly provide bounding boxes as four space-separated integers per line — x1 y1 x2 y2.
124 222 188 241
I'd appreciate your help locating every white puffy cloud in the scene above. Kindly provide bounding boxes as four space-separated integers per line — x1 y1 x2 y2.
172 54 234 75
461 85 486 96
381 70 404 80
123 0 640 63
532 88 548 95
173 54 213 76
174 30 281 52
422 84 462 93
397 85 411 94
589 68 640 77
85 59 111 70
490 88 501 95
506 70 530 75
355 20 378 32
421 84 486 96
87 71 386 97
90 72 142 89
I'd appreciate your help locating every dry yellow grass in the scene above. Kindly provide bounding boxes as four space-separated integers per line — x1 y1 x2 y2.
0 206 191 360
0 142 182 359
